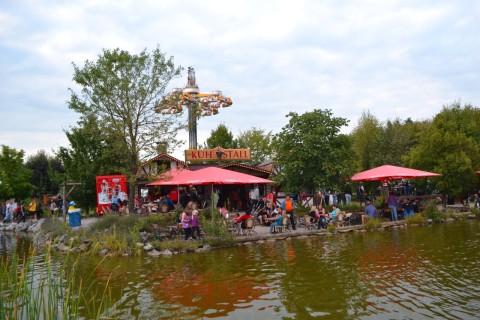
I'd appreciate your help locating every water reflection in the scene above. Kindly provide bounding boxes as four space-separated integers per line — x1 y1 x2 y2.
2 222 480 319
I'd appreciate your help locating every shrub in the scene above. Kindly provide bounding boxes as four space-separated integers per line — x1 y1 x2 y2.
326 224 337 233
342 203 362 212
374 196 385 209
470 208 480 216
41 217 71 238
405 213 426 225
363 218 382 230
443 210 457 219
422 200 443 222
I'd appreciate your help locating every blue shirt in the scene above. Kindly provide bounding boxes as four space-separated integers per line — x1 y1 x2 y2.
365 204 377 217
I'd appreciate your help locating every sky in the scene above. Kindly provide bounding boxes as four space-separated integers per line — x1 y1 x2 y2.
1 0 479 161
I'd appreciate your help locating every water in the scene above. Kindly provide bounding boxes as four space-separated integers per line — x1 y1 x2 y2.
1 221 480 319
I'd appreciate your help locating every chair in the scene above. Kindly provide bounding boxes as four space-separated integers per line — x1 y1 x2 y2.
243 218 257 236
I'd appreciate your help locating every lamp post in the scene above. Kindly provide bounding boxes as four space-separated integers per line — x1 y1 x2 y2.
155 67 233 149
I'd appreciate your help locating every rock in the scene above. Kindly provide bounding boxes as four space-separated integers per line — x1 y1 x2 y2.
135 242 144 248
69 246 80 253
143 243 154 251
338 229 353 233
467 214 477 219
160 249 173 256
58 244 70 252
445 218 455 222
186 248 195 253
139 231 150 243
147 250 161 256
58 234 68 244
202 244 212 250
28 223 41 233
34 235 46 246
427 219 433 224
79 244 89 252
98 248 109 256
6 223 17 231
122 253 130 257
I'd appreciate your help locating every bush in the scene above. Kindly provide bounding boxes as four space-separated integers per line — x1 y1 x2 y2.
326 224 337 233
363 218 382 230
470 208 480 216
342 203 362 212
422 200 443 222
373 196 385 209
41 217 71 238
405 213 426 225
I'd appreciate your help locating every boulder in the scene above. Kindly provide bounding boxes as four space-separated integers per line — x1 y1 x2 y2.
98 248 109 256
147 250 161 257
143 243 154 251
160 249 173 256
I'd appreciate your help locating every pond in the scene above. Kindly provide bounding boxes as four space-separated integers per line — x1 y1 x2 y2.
1 220 480 319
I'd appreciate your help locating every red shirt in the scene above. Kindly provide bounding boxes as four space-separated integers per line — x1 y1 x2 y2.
169 189 179 202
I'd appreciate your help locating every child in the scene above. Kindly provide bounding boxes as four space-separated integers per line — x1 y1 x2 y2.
191 210 201 239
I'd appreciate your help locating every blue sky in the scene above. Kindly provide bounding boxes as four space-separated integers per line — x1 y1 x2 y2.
1 0 479 160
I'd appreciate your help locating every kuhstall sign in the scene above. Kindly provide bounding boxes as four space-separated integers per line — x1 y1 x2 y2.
185 148 251 161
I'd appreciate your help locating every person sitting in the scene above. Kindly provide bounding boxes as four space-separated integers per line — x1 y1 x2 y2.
268 211 286 233
257 205 271 226
308 205 318 223
402 200 415 218
236 211 253 230
362 201 378 224
219 206 229 220
330 205 342 225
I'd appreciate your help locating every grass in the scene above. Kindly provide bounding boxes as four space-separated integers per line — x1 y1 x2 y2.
326 224 337 233
405 213 427 225
363 218 382 230
0 247 114 319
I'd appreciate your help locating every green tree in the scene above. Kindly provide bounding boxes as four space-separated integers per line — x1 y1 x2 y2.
405 102 480 198
350 110 381 171
203 123 237 149
0 145 33 199
58 114 127 212
68 46 184 208
25 150 64 196
236 127 273 162
272 109 352 193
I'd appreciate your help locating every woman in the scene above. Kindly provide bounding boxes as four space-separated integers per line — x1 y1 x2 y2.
317 204 328 229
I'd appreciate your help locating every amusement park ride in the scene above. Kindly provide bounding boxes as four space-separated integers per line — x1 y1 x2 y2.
155 67 233 149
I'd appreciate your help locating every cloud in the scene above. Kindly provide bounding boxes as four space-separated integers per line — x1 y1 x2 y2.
0 0 479 161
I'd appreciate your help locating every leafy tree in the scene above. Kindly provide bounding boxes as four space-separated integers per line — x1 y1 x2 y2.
236 127 273 162
58 114 127 212
405 102 480 198
272 109 353 193
68 46 184 208
0 145 33 199
350 110 381 171
25 150 64 196
203 123 237 149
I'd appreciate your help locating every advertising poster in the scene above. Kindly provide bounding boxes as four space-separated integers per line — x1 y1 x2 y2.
96 175 127 213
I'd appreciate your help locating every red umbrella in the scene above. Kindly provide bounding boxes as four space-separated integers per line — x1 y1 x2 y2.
147 168 191 186
351 165 441 181
147 166 273 186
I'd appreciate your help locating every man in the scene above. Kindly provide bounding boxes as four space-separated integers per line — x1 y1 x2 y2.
281 195 296 230
387 192 398 221
357 182 365 206
249 185 260 210
362 201 377 224
28 196 40 221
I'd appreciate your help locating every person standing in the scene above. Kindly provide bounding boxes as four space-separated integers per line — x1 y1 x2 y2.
16 201 26 223
28 196 40 221
281 195 296 230
357 183 365 206
181 210 195 240
387 192 398 221
191 210 201 239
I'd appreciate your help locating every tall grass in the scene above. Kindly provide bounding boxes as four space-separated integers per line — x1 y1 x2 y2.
0 247 115 319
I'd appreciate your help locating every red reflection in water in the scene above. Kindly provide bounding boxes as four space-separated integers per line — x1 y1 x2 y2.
151 268 268 317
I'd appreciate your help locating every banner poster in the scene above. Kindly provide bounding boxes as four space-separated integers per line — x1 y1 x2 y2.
96 175 127 213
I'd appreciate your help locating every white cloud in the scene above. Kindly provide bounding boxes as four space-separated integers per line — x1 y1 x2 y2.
0 0 479 161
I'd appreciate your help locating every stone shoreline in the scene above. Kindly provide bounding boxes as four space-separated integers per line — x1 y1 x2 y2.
1 212 478 257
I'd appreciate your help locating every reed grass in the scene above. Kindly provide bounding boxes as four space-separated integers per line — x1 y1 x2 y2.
0 247 115 319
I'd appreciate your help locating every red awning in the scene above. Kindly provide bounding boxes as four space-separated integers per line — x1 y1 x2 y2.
147 166 274 186
351 165 441 181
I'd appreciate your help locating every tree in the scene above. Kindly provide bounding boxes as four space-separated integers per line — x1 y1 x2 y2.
350 110 381 171
25 150 64 196
58 114 127 211
272 109 352 193
203 123 237 149
0 145 34 199
236 127 273 162
405 102 480 198
68 46 184 208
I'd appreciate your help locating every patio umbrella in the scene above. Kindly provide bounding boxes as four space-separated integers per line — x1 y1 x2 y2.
351 165 441 181
147 166 273 186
